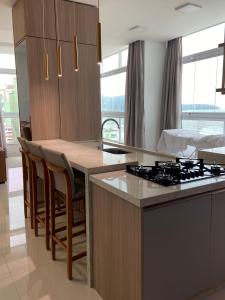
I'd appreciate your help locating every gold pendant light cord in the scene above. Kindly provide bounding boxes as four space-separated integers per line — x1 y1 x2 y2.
42 0 49 80
55 1 62 77
73 4 79 72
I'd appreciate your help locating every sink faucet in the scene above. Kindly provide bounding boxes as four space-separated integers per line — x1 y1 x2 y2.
99 118 120 150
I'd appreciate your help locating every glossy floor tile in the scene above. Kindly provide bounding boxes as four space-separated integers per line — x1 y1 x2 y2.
0 157 101 300
3 157 225 300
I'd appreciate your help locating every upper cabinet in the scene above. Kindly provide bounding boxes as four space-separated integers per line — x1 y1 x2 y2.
13 0 98 46
76 3 98 45
55 0 98 45
13 0 56 45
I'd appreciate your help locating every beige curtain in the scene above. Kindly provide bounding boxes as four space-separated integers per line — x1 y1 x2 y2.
0 107 6 151
125 40 145 148
160 37 182 131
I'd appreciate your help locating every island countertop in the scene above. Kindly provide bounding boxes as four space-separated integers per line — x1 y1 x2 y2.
32 139 173 174
90 170 225 208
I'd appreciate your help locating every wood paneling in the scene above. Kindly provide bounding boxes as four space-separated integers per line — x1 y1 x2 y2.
12 0 26 45
76 3 98 45
59 41 79 140
55 0 75 42
92 184 142 300
24 0 56 39
75 44 101 140
60 43 101 141
26 37 60 140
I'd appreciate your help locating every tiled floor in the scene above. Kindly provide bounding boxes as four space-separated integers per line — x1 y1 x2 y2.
2 157 225 300
0 157 101 300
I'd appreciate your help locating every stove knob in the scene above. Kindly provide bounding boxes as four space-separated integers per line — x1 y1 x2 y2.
186 172 191 179
181 173 186 180
190 171 195 178
199 170 204 176
195 171 199 177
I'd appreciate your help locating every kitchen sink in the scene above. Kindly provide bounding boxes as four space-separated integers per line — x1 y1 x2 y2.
103 148 131 155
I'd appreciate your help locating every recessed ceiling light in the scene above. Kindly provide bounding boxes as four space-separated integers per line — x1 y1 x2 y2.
175 2 202 13
129 26 149 33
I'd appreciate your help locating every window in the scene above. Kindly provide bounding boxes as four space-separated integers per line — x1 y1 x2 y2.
182 23 225 134
0 51 20 145
101 48 128 143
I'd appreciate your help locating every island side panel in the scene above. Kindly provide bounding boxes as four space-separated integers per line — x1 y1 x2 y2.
91 183 142 300
143 193 211 300
211 189 225 286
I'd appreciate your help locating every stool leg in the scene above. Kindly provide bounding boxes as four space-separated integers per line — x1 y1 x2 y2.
45 179 50 250
50 173 56 260
28 166 34 229
66 194 73 280
33 178 38 237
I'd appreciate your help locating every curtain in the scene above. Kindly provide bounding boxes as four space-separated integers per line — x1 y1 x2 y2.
125 40 145 148
0 106 6 151
160 37 182 131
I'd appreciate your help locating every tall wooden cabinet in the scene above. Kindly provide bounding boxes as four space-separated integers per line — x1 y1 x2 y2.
13 0 101 141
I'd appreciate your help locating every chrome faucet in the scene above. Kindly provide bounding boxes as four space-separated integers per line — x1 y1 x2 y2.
99 118 120 150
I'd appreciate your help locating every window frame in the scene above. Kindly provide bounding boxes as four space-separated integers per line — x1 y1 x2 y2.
182 31 225 134
0 66 20 145
101 48 128 143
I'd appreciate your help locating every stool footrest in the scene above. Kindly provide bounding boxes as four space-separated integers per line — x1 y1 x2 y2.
72 251 86 261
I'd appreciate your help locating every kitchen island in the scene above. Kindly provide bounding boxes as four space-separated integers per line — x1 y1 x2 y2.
90 170 225 300
32 139 173 286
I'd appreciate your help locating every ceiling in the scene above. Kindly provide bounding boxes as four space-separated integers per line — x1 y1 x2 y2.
1 0 225 56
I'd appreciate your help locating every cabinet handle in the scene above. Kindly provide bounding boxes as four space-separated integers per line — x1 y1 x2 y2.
44 52 49 81
57 45 62 77
73 35 79 72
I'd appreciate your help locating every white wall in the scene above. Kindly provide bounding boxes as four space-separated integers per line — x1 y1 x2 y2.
144 40 166 150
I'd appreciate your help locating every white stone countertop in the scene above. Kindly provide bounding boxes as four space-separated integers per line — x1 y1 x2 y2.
198 147 225 164
32 139 173 174
90 170 225 208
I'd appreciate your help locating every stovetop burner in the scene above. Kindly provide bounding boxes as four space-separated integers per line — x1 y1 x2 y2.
126 158 225 186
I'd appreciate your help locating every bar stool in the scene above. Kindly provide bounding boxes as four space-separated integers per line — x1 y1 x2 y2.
42 147 86 280
26 142 50 249
17 137 33 229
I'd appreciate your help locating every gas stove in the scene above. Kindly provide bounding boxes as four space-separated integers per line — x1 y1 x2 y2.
126 158 225 187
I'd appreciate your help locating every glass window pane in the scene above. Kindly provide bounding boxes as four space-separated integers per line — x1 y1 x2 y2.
0 54 16 69
101 72 126 112
0 74 19 114
102 53 119 73
121 49 128 67
3 117 20 144
183 23 225 56
182 62 195 112
193 57 217 112
182 119 224 134
102 117 124 143
215 55 225 112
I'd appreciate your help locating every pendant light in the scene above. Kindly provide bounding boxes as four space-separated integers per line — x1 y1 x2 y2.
55 1 62 77
96 0 102 64
73 35 79 72
42 0 49 81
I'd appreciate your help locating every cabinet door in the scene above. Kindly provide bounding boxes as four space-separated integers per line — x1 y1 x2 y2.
55 0 75 42
24 0 56 39
143 194 211 300
26 37 60 140
211 189 225 285
59 43 101 141
76 3 98 45
75 44 101 140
